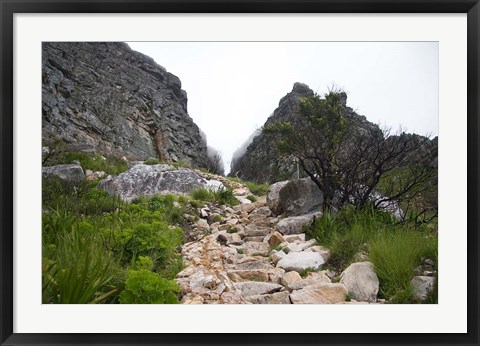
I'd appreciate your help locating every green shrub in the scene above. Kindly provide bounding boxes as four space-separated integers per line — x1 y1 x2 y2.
243 181 270 196
42 217 120 304
225 177 270 196
42 181 187 304
298 267 317 278
369 230 436 300
42 178 123 215
144 157 160 165
135 256 154 271
190 187 239 206
113 221 183 265
119 270 179 304
190 188 213 201
211 187 239 206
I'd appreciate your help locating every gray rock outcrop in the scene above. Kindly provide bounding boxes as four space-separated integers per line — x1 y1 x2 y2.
42 42 209 167
98 164 208 201
230 83 314 182
42 164 85 182
230 82 375 183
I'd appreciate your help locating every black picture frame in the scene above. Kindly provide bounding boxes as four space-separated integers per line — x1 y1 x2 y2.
1 1 479 345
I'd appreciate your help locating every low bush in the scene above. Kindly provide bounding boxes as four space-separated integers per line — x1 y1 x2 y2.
243 181 270 196
42 214 121 304
190 187 239 206
369 231 436 301
226 177 270 196
119 270 179 304
144 157 160 165
43 178 123 215
44 146 128 176
190 188 213 201
43 183 187 304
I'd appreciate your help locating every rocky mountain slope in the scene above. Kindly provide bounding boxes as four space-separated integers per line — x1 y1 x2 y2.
42 42 209 168
230 83 385 183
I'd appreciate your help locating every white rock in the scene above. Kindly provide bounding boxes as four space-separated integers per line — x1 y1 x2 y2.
205 179 224 192
270 250 287 265
281 271 303 289
288 273 332 291
276 252 325 272
283 234 306 243
290 283 347 304
196 219 210 230
304 245 331 262
276 212 322 235
340 262 379 303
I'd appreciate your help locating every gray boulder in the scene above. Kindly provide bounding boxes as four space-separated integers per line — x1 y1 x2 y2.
234 281 284 297
42 164 85 182
245 291 291 304
276 212 322 235
98 164 208 201
276 252 325 272
339 262 379 302
278 177 324 216
411 276 435 300
266 181 289 215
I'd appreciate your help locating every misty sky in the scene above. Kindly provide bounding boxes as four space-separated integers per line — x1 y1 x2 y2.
127 42 438 173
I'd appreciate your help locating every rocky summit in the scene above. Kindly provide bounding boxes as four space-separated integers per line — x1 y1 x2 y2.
230 83 381 183
42 42 209 167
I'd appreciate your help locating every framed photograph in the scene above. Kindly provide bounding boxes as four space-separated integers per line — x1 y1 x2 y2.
1 1 479 345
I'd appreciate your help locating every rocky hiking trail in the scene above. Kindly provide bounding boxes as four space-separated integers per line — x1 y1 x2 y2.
42 162 435 304
175 174 381 305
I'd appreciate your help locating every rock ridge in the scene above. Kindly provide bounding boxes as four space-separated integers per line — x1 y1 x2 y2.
42 42 209 168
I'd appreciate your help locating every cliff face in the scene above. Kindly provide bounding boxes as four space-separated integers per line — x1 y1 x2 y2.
230 83 382 183
230 83 314 183
42 42 209 167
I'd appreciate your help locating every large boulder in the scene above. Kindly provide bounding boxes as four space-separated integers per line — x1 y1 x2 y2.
266 181 289 215
276 212 322 235
98 164 209 201
277 178 324 216
339 262 379 302
276 252 325 272
42 164 85 182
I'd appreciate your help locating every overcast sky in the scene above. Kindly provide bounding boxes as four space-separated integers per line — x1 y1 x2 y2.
127 42 438 173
